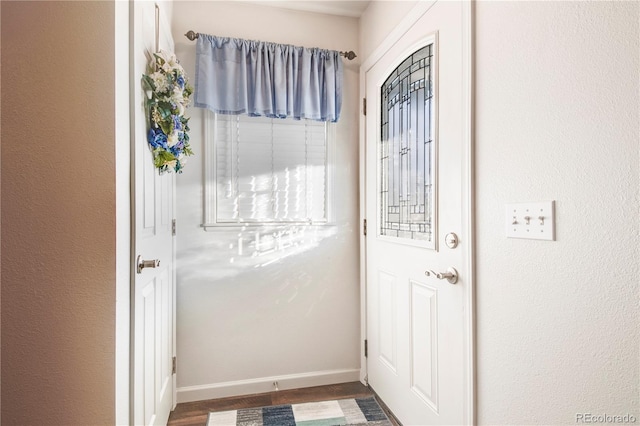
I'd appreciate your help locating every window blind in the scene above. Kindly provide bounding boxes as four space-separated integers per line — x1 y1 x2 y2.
206 113 329 225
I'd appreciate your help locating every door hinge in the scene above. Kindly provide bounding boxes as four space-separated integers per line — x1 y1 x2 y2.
364 339 368 358
362 98 367 116
172 356 176 374
172 219 176 236
363 219 367 236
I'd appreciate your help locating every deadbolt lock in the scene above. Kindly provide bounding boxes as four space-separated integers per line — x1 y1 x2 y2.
445 232 459 249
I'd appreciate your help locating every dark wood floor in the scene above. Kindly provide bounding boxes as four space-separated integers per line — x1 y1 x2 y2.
168 381 400 426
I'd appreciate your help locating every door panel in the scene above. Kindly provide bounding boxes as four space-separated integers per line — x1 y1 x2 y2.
132 2 176 425
409 281 438 411
142 279 156 424
377 271 397 372
364 1 471 424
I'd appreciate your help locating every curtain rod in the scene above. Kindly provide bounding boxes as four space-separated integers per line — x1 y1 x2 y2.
184 30 357 60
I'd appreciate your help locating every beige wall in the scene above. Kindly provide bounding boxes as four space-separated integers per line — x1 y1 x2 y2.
1 1 116 424
361 0 639 424
115 1 131 424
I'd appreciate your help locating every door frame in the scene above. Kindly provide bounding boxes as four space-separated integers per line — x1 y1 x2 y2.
358 1 475 423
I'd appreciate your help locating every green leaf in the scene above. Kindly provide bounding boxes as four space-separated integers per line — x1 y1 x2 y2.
142 74 156 91
158 102 173 118
153 149 176 169
153 53 164 66
159 120 172 135
146 98 158 109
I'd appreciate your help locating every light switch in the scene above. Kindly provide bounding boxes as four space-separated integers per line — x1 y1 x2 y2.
506 201 555 241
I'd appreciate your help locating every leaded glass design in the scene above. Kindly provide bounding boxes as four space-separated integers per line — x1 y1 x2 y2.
380 44 434 242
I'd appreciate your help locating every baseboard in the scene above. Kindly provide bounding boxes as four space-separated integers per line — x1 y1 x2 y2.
176 368 361 403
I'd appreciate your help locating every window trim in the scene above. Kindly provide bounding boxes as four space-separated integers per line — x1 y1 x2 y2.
202 111 336 229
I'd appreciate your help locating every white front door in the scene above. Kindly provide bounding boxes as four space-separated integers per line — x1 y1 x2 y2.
131 2 176 425
364 1 473 425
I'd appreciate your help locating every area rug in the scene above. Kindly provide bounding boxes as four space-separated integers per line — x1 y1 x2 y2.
207 396 393 426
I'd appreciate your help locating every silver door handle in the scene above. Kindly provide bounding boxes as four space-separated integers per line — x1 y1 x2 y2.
425 267 458 284
137 255 160 274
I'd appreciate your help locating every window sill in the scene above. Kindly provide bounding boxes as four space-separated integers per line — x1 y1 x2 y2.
201 221 333 231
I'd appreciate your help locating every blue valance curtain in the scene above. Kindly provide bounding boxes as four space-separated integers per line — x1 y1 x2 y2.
194 34 343 122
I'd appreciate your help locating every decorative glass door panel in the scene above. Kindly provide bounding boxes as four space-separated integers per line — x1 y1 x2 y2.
380 44 435 246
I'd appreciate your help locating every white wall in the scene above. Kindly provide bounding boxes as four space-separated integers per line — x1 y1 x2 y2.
475 2 638 423
171 1 362 401
361 0 639 424
359 0 418 61
1 1 117 423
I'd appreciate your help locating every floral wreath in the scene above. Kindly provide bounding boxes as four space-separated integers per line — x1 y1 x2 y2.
142 50 194 173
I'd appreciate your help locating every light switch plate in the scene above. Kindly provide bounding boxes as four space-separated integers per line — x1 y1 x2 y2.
506 201 555 241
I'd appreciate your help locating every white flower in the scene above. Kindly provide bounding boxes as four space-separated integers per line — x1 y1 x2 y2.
165 159 177 170
171 87 184 105
177 103 185 116
150 71 169 93
173 62 185 74
164 51 180 68
156 50 180 73
156 50 175 64
167 132 179 147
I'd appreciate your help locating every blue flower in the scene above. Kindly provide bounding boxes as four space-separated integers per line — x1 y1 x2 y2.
177 75 185 89
173 115 182 131
148 127 168 149
171 136 185 151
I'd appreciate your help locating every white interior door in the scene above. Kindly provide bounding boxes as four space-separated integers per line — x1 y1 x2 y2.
132 2 176 425
364 1 472 425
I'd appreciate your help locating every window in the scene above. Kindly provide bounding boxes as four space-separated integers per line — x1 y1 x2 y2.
380 43 435 245
204 112 334 227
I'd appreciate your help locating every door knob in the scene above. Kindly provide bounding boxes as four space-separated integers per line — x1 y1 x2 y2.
137 255 160 274
425 267 458 284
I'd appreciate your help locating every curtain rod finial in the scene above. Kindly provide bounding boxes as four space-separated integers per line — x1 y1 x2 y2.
185 30 198 41
341 51 357 61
